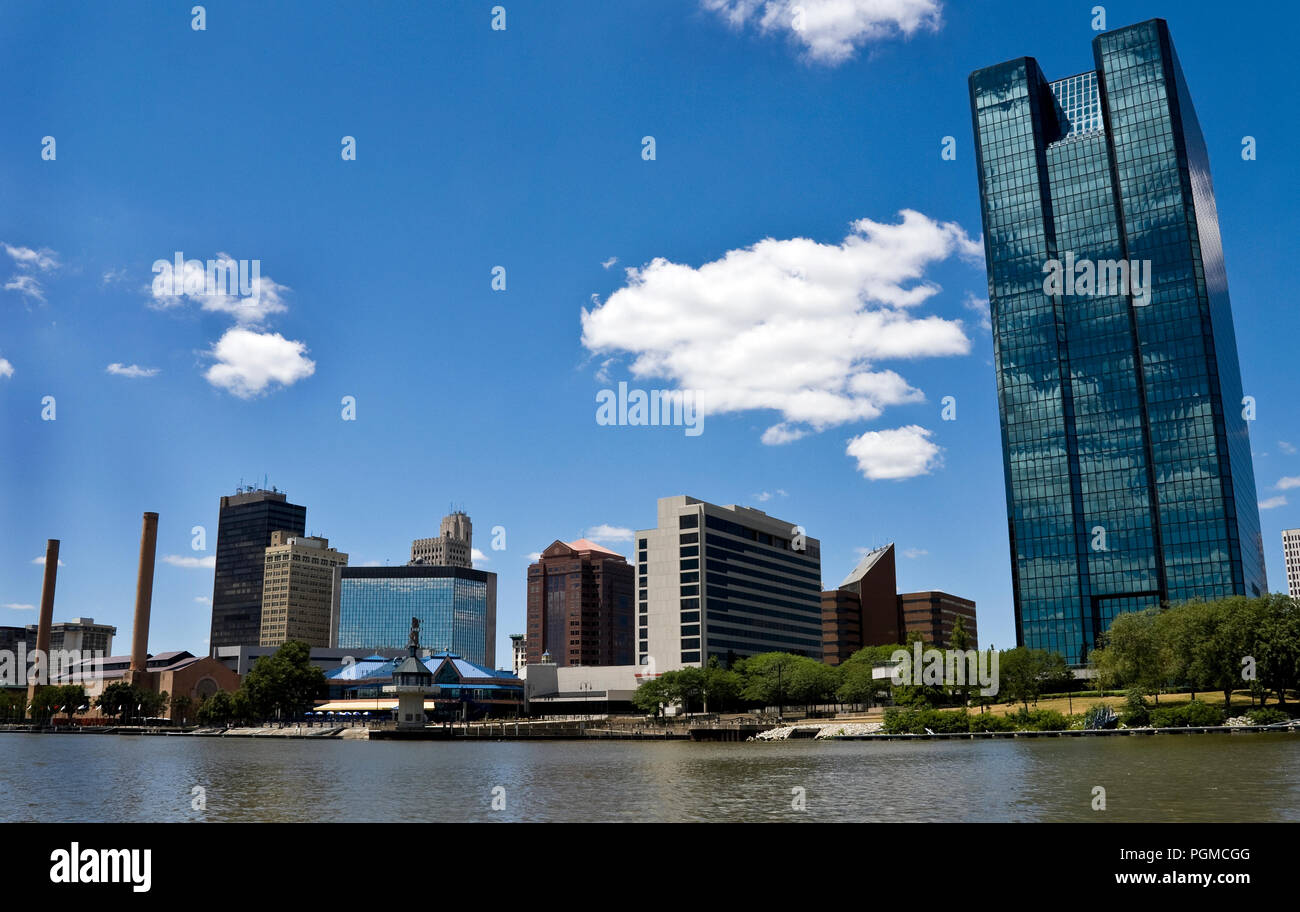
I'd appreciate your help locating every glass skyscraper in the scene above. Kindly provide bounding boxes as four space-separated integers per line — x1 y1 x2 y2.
337 566 496 668
969 19 1265 664
208 488 307 650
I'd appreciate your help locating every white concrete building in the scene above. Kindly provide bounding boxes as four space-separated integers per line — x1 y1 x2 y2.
1284 529 1300 599
636 495 822 673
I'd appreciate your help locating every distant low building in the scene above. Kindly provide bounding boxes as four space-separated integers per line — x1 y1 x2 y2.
53 650 239 720
24 617 116 656
897 591 978 649
520 661 651 715
318 651 523 721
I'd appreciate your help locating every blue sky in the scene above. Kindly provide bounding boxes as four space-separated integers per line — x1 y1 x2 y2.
2 0 1297 666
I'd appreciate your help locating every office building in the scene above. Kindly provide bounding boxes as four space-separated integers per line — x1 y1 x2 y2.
636 495 822 671
410 511 473 568
821 544 898 664
336 566 496 667
208 487 307 650
897 591 978 649
22 617 116 656
1284 530 1300 599
970 19 1265 663
525 539 634 667
259 533 349 647
509 633 526 676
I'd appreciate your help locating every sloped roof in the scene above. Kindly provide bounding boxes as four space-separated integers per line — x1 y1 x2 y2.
839 543 895 589
567 538 623 557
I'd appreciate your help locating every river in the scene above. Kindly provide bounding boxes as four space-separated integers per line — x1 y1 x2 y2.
2 732 1297 822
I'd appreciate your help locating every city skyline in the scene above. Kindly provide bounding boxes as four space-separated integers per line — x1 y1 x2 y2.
3 2 1298 670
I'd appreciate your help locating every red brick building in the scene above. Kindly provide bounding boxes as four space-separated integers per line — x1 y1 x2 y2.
526 539 635 667
823 544 978 661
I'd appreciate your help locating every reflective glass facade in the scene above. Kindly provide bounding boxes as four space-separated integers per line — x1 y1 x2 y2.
337 567 492 666
209 490 307 650
969 19 1265 664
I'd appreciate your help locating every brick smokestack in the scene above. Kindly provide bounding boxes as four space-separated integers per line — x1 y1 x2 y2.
130 513 159 674
26 539 59 702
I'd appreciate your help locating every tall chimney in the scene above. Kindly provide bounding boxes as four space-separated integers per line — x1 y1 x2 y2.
130 513 159 674
26 539 59 702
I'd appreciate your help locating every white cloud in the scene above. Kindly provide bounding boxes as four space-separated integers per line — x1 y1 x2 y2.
754 490 788 503
586 524 635 542
1278 477 1300 491
601 257 619 270
162 554 216 569
846 424 941 480
1259 496 1288 511
5 274 47 302
106 362 160 379
359 560 384 568
902 547 928 559
194 596 212 605
582 210 978 447
3 603 36 611
471 548 489 566
102 267 128 285
31 556 66 567
527 551 543 562
0 358 12 379
1280 441 1298 455
702 0 942 65
3 243 59 272
151 254 288 327
204 327 315 399
963 292 991 331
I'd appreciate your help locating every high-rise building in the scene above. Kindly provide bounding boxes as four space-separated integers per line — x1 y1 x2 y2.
821 544 899 664
22 617 116 656
636 495 821 671
208 488 307 651
259 533 349 648
525 539 635 667
897 592 979 650
969 19 1266 664
1284 530 1300 599
509 633 527 676
410 511 472 568
335 565 496 667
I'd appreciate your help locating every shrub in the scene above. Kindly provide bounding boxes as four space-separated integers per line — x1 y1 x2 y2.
882 708 970 734
1008 707 1069 731
1180 700 1225 727
969 713 1016 733
1246 707 1288 725
1150 701 1225 728
1120 688 1150 728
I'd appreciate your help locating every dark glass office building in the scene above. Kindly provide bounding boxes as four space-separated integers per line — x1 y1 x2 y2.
337 566 497 668
208 489 307 651
969 19 1265 663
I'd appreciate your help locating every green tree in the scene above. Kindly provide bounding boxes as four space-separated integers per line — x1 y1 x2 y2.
1094 607 1172 701
999 647 1066 710
240 640 325 720
788 657 841 711
197 690 234 726
737 652 801 717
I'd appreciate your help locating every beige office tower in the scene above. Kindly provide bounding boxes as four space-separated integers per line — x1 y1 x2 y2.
1284 529 1300 600
410 511 473 568
259 533 349 647
636 495 822 673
